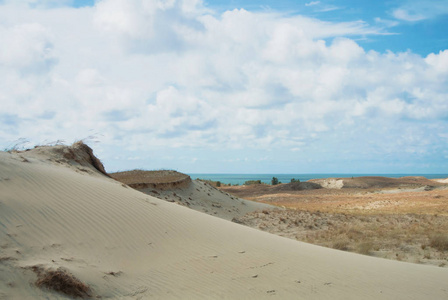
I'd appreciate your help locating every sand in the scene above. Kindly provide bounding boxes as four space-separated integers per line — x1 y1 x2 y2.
309 176 447 190
1 144 448 299
111 170 275 221
434 178 448 184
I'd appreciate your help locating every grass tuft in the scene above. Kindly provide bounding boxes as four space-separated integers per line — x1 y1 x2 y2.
429 234 448 251
332 240 349 251
33 267 91 298
358 242 374 255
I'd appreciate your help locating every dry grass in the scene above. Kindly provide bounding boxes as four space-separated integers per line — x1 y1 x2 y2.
71 141 109 177
32 266 91 298
231 202 448 266
332 240 349 251
0 256 17 262
221 183 448 216
430 234 448 251
358 242 374 255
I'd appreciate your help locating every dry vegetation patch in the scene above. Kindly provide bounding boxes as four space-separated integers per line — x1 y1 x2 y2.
222 185 448 215
32 266 92 298
233 209 448 266
223 179 448 267
430 234 448 251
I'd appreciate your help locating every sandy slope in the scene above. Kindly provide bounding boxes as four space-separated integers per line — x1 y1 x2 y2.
1 146 448 299
140 179 275 221
111 170 275 221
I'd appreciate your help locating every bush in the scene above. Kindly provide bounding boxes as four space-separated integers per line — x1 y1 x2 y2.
332 240 349 251
290 178 300 183
244 180 261 185
430 234 448 251
271 177 279 185
358 242 373 255
216 181 221 187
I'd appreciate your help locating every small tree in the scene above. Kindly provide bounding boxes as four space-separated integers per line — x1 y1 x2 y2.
271 177 279 185
216 181 221 187
290 178 300 183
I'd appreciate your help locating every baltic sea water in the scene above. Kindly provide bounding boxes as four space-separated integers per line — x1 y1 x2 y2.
188 173 448 185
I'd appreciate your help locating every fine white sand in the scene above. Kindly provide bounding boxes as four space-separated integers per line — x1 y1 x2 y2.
433 178 448 184
1 145 447 299
139 179 275 220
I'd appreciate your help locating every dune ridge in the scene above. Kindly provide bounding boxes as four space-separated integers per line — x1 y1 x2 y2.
0 144 447 299
309 176 446 189
111 170 192 190
111 169 275 221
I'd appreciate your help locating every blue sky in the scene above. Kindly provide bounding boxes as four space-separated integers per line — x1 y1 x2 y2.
1 0 447 174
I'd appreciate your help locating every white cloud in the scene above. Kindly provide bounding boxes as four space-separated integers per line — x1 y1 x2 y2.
304 1 339 12
0 23 56 72
425 50 448 74
0 0 73 8
316 5 339 13
0 0 447 172
305 1 320 7
374 17 399 28
392 0 448 22
76 68 105 87
392 8 425 21
93 0 206 53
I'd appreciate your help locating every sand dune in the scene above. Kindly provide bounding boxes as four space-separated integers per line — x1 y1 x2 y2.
310 176 446 190
433 178 448 184
1 144 448 299
111 170 274 221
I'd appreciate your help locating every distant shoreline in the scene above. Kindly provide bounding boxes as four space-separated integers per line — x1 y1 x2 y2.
188 173 448 185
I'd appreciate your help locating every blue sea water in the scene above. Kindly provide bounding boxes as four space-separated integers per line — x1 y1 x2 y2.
188 174 448 186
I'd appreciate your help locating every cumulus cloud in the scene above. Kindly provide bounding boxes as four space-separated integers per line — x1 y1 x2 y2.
425 50 448 74
0 22 56 72
93 0 206 53
0 0 447 172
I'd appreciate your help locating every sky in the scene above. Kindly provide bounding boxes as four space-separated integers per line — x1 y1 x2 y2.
0 0 447 174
